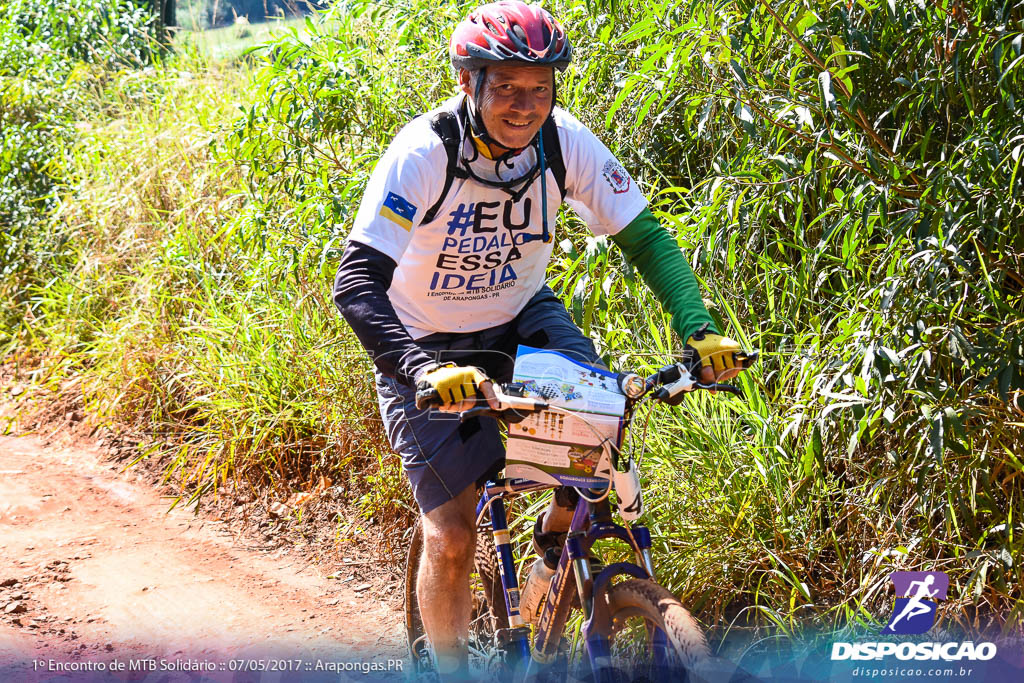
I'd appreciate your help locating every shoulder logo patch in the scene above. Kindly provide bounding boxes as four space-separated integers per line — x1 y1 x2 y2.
601 159 631 194
379 191 417 231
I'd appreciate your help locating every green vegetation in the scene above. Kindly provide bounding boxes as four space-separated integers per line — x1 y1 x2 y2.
177 0 314 31
2 0 1021 643
1 0 158 337
175 16 311 61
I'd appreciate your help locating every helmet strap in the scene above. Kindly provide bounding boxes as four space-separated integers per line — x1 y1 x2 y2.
455 66 558 211
466 68 512 157
466 67 554 160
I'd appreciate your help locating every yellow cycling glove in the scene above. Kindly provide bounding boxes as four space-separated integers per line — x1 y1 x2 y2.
417 364 489 407
685 326 742 376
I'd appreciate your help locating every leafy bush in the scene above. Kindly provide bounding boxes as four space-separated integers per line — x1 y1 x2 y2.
0 0 155 75
225 2 465 286
589 0 1024 633
0 0 157 331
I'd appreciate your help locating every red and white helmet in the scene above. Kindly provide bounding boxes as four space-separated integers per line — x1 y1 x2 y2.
449 1 572 72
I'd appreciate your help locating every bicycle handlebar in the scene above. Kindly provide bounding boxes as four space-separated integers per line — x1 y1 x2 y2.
415 349 759 419
414 381 550 415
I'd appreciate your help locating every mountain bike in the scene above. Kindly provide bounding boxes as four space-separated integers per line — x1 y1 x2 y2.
405 351 756 681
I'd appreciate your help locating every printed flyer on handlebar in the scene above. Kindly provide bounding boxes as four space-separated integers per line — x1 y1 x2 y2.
504 346 624 486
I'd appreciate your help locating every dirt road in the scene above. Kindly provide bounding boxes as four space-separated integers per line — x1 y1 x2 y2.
0 434 407 682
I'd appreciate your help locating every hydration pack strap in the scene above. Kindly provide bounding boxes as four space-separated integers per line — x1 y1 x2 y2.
540 116 566 201
421 110 467 225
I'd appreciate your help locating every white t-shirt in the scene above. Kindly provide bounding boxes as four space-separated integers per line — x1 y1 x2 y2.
349 96 648 340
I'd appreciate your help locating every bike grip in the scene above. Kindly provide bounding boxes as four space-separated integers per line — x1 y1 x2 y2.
499 395 549 412
414 388 442 410
734 350 759 369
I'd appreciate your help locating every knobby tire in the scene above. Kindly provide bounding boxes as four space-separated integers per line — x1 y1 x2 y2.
602 578 710 679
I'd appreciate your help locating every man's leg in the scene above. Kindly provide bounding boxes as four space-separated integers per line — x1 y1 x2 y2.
418 483 478 678
374 370 503 675
540 489 576 534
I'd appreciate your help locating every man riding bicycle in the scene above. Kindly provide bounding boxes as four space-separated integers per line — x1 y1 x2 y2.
333 1 748 676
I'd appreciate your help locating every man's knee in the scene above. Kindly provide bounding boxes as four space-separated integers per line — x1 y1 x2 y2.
554 486 579 511
422 517 475 568
421 486 478 569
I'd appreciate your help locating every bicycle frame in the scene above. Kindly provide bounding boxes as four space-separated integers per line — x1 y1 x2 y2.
410 358 751 678
475 477 668 682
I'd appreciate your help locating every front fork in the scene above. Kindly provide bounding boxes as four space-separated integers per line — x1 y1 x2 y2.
483 494 532 668
547 502 662 682
577 524 660 681
482 492 663 682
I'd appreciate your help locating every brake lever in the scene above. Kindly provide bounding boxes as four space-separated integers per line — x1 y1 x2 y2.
652 363 748 404
652 364 697 405
694 381 744 397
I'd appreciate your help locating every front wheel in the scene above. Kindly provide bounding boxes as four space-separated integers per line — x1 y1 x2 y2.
597 579 710 680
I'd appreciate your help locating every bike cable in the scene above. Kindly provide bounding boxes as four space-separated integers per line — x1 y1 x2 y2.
633 402 654 469
548 406 614 504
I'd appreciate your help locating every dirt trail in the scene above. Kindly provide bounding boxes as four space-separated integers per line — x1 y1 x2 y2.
0 434 406 682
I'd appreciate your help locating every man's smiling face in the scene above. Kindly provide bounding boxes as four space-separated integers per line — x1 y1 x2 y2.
460 64 554 152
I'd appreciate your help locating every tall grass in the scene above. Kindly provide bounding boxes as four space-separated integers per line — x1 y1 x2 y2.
10 54 403 524
2 0 1021 641
174 16 312 62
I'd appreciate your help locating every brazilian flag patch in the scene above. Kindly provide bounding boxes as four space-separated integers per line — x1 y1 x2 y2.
379 191 417 231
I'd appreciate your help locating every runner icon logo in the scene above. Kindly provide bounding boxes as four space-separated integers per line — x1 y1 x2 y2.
883 571 949 635
832 570 997 662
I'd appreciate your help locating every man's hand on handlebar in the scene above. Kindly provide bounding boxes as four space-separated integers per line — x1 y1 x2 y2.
414 364 501 412
412 342 759 414
698 364 736 385
685 324 750 384
443 378 499 413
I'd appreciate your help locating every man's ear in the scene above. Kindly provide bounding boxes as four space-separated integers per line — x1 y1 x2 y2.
457 68 474 97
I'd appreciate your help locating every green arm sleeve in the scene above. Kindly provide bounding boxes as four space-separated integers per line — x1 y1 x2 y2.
609 207 720 341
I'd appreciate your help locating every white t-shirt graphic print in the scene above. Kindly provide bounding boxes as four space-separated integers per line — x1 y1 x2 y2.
349 97 648 339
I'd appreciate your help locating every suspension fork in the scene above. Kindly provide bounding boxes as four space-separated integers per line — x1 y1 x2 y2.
576 503 670 681
481 493 531 665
